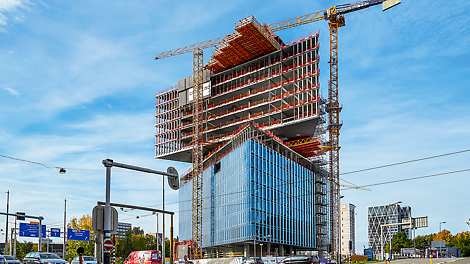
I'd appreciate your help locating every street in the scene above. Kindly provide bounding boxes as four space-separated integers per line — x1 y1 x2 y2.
391 258 469 264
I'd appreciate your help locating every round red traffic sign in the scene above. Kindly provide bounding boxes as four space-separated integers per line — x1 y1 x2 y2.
103 239 114 251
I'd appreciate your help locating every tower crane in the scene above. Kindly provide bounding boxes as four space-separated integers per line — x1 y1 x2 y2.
155 0 400 259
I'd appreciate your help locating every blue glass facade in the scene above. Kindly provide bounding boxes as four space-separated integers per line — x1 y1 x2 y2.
179 178 193 241
180 138 316 249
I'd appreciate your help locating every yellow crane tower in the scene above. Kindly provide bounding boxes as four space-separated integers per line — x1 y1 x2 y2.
155 0 400 259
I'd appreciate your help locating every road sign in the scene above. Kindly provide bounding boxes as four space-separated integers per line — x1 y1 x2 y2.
50 228 61 237
16 212 25 221
412 216 429 228
402 216 428 229
77 247 85 255
92 205 118 234
167 166 179 190
67 229 90 241
103 239 114 251
19 223 46 238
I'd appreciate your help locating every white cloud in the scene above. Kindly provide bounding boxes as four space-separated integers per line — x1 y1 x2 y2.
0 0 30 31
8 50 13 54
0 110 184 233
0 0 28 11
3 87 21 96
0 13 7 26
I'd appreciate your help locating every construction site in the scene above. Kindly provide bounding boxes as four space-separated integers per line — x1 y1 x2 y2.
154 0 401 260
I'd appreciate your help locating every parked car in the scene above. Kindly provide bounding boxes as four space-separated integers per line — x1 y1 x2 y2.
173 261 193 264
3 255 22 264
279 256 319 264
71 256 96 264
22 253 67 264
243 257 264 264
0 256 6 264
124 251 161 264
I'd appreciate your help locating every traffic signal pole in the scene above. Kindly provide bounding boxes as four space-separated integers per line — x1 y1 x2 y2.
0 212 44 251
101 159 179 264
103 164 112 264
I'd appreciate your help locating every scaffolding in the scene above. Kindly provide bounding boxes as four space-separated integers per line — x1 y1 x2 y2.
155 32 331 254
155 33 321 157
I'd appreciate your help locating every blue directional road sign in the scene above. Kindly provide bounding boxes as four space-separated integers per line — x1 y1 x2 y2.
51 228 61 237
67 229 90 241
19 223 46 238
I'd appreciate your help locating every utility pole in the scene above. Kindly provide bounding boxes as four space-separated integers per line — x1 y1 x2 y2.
64 199 67 259
162 177 165 264
5 190 9 254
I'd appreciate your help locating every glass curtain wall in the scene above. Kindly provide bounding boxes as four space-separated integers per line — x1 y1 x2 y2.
201 138 316 248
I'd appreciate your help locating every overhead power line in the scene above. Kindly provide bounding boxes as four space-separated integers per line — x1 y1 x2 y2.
126 166 470 216
0 154 143 173
0 154 58 169
341 149 470 175
358 168 470 188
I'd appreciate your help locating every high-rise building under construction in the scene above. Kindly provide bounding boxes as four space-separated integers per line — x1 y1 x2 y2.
155 16 331 257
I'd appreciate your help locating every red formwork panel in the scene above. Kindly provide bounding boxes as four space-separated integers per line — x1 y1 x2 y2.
206 16 283 73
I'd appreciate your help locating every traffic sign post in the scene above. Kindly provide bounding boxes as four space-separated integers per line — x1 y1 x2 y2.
92 206 118 234
103 239 114 251
19 223 46 238
0 212 44 252
77 247 84 264
51 228 61 238
67 229 90 241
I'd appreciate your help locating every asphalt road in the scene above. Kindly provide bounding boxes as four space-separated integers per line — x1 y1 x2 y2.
391 258 469 264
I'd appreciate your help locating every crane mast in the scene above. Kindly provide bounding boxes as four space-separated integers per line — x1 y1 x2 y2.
191 48 204 259
154 0 400 259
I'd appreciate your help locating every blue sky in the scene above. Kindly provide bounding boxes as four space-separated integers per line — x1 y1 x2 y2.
1 0 469 253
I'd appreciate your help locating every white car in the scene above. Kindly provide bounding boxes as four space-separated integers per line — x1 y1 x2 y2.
71 256 97 264
3 255 22 264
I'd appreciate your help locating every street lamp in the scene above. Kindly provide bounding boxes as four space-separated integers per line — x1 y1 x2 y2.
439 222 446 258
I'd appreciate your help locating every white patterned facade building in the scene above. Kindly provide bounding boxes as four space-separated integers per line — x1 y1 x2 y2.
341 203 355 257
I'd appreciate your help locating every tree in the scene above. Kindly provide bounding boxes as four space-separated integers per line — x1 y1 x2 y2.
65 215 96 262
448 232 470 257
16 241 34 261
114 227 178 260
132 227 144 235
385 232 412 254
115 227 155 259
414 234 435 250
434 229 452 244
